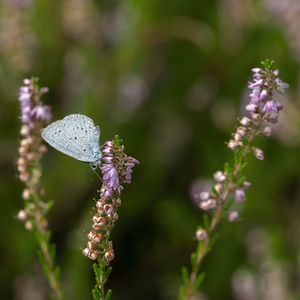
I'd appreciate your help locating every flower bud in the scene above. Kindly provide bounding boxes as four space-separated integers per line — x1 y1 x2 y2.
227 139 241 150
214 183 223 194
39 145 48 153
92 223 102 231
17 210 28 221
92 214 102 224
262 126 272 137
246 104 257 112
96 200 104 210
88 231 103 243
213 171 226 183
112 198 122 206
233 133 242 142
235 188 245 202
243 181 251 189
25 220 33 231
199 191 210 201
87 241 97 250
199 199 217 210
228 211 239 222
103 204 114 214
18 164 26 172
250 113 260 120
18 157 26 167
20 125 30 136
104 250 115 262
22 189 30 200
236 126 247 137
83 248 100 260
196 228 207 241
240 117 251 127
112 212 118 221
252 147 264 160
19 172 30 182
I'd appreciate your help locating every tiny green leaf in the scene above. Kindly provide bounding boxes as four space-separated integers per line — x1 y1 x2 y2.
194 273 206 290
181 267 189 285
105 289 113 300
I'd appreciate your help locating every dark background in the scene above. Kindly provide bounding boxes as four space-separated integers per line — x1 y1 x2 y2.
1 0 300 299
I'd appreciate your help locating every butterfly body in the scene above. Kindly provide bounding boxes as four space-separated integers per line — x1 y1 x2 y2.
41 114 101 167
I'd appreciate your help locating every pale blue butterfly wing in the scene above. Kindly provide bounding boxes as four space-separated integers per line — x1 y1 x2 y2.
41 114 101 165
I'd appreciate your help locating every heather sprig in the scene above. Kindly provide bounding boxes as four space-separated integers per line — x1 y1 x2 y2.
179 60 288 300
17 78 64 300
83 135 139 300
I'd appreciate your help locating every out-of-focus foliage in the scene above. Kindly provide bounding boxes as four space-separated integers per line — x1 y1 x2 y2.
1 0 300 299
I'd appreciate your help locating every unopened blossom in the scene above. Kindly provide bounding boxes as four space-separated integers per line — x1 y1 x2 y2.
240 117 251 127
196 228 208 241
228 211 239 222
252 147 264 160
199 198 217 210
263 126 272 137
31 105 52 122
213 171 226 183
199 191 210 201
235 189 245 202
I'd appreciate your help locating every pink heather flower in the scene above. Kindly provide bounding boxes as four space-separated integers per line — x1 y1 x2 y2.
245 103 257 112
228 211 239 222
124 157 139 183
101 163 120 191
196 228 207 241
262 101 283 114
31 105 52 122
100 139 139 195
247 65 288 122
18 84 33 125
18 78 51 127
213 171 226 183
252 147 264 160
235 189 245 202
100 186 113 200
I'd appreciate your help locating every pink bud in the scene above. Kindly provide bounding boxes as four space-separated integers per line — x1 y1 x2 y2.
252 147 264 160
228 211 239 222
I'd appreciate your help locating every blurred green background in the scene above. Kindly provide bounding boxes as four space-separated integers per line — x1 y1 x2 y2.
1 0 300 299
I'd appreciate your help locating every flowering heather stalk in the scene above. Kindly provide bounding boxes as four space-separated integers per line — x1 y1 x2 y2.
179 60 289 300
16 78 63 300
83 136 139 300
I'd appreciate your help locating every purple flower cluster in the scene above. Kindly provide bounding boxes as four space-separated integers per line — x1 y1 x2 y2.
228 63 288 153
101 141 121 193
18 79 51 127
17 78 52 231
198 62 289 224
101 141 139 195
84 138 139 261
246 67 288 123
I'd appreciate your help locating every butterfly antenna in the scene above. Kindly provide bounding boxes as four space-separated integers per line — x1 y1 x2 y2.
90 164 103 182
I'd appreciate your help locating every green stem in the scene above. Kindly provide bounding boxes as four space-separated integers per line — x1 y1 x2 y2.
31 136 64 300
36 226 63 300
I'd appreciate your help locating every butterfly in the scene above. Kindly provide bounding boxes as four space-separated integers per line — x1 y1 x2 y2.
41 114 101 169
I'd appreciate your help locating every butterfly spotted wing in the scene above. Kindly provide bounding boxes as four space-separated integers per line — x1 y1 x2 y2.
41 114 101 164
